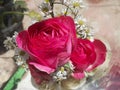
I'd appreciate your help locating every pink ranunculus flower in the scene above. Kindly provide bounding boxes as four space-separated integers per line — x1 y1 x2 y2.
70 39 107 79
16 16 77 84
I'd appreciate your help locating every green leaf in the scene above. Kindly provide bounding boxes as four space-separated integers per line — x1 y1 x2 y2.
3 67 26 90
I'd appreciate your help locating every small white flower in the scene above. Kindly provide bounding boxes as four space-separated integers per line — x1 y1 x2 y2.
64 0 86 8
3 37 16 49
79 25 87 30
3 32 18 50
13 47 29 69
75 15 87 26
12 31 18 43
39 2 52 13
75 16 94 39
15 47 28 61
56 71 63 77
87 29 94 42
53 67 68 81
13 55 24 66
62 71 67 76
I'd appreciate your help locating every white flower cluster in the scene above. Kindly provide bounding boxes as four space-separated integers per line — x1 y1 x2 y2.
34 0 86 17
39 2 52 13
37 1 53 17
36 0 93 42
13 48 29 71
65 0 86 8
59 0 86 16
53 61 75 82
14 48 28 63
4 32 28 70
75 15 94 42
3 32 18 50
3 37 15 50
53 67 67 81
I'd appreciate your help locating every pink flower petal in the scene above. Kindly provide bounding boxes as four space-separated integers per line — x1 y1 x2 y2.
86 39 107 71
72 72 85 80
28 64 51 84
29 62 55 74
16 30 29 50
57 52 70 66
28 59 55 74
70 38 96 72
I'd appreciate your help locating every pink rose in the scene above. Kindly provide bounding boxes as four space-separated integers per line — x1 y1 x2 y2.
70 39 106 79
16 16 77 84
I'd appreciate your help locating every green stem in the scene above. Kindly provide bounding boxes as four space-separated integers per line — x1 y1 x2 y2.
64 7 69 16
2 11 28 16
3 67 26 90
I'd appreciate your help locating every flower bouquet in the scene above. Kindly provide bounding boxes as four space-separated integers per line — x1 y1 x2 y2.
3 0 111 90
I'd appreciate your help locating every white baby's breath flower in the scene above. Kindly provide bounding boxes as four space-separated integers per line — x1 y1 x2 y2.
75 16 88 39
39 2 52 14
64 0 86 8
13 47 29 70
75 15 87 26
3 32 18 50
62 0 86 17
14 55 24 66
72 0 83 8
56 71 67 80
53 67 68 81
15 47 28 61
12 31 18 42
3 37 16 50
14 54 28 71
87 29 94 42
80 25 87 30
75 15 94 39
77 25 94 40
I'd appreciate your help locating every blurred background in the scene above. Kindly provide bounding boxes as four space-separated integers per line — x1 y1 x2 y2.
0 0 120 90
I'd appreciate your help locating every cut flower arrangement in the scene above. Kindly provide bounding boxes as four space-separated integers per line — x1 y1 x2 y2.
3 0 111 90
